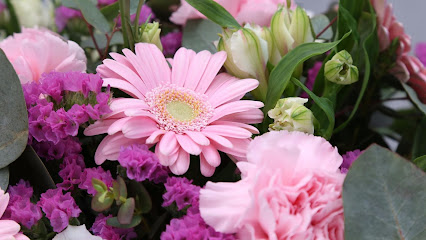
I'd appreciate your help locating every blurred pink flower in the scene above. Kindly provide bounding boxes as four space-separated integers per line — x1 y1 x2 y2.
0 28 86 84
200 131 345 239
0 188 30 240
170 0 296 26
415 42 426 66
85 43 263 176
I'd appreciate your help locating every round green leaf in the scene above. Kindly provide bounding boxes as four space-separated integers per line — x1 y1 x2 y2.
0 50 28 169
182 19 221 53
343 144 426 240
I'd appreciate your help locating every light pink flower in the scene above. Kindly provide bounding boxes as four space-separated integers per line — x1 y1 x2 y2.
0 28 86 84
85 43 263 176
0 188 29 240
200 131 345 239
170 0 296 26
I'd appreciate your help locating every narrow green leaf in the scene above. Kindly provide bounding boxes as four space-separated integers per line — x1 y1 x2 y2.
182 19 222 53
73 0 111 33
413 155 426 172
402 82 426 115
185 0 241 29
291 78 335 139
412 118 426 159
343 144 426 240
0 50 28 169
264 31 351 115
107 215 142 229
118 198 135 225
4 0 20 34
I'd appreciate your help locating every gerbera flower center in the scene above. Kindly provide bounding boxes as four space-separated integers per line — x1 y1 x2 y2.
146 84 213 133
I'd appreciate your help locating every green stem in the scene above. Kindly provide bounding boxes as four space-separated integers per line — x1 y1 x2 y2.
119 0 129 49
123 0 135 51
134 0 145 39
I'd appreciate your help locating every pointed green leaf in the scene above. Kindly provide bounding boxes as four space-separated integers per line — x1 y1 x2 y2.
343 145 426 240
182 19 221 53
107 215 142 229
92 192 114 212
118 197 135 225
72 0 111 33
185 0 241 29
0 50 28 169
412 118 426 159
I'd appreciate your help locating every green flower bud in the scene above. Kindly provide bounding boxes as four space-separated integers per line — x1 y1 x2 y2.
271 6 313 64
218 24 269 100
324 50 359 85
140 22 163 52
268 97 314 134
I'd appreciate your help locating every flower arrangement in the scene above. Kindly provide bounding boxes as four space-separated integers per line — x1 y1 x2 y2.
0 0 425 239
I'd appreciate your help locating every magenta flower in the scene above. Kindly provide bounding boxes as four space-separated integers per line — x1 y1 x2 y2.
416 42 426 66
301 61 322 98
85 43 264 176
79 167 114 196
91 214 137 240
200 131 345 240
161 32 183 56
163 177 200 212
0 188 30 240
340 150 363 174
118 144 169 183
55 6 82 32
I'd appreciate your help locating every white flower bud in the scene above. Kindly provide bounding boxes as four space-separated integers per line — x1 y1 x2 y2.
11 0 54 28
140 22 163 52
324 50 359 85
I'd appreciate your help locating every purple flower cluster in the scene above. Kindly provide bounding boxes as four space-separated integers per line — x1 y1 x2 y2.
3 180 42 229
416 42 426 66
38 188 81 232
23 71 111 160
301 61 322 98
162 177 200 212
58 154 86 190
161 32 183 56
340 149 363 173
161 213 236 240
91 214 137 240
55 6 82 32
118 144 169 183
79 167 114 196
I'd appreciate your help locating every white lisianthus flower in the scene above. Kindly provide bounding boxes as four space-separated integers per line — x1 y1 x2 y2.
52 225 103 240
10 0 54 28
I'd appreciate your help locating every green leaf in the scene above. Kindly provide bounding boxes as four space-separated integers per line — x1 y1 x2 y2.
4 0 20 34
402 82 426 115
92 178 108 193
9 146 55 194
291 78 335 139
412 118 426 159
92 192 114 212
107 215 142 229
128 180 152 214
182 19 222 53
62 0 97 8
80 32 124 49
100 2 120 21
0 50 28 169
311 15 333 40
413 156 426 172
343 144 426 240
118 198 135 225
0 168 9 190
72 0 111 33
117 176 128 199
263 31 351 116
185 0 241 29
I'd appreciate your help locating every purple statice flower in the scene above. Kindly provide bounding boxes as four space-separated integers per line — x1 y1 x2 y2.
98 0 117 5
416 42 426 66
38 188 81 232
161 32 183 56
161 213 236 240
163 177 200 212
301 61 322 98
118 144 169 183
3 180 42 229
58 154 86 190
79 167 114 196
22 82 43 107
91 214 137 240
340 149 363 173
32 136 81 161
55 6 82 32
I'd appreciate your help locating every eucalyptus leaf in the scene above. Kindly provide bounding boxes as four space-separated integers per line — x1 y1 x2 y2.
107 215 142 229
0 50 28 169
128 180 152 214
72 0 111 33
92 192 114 212
185 0 241 29
311 15 333 40
412 118 426 159
0 168 9 190
263 31 351 116
402 82 426 115
182 19 221 53
80 32 124 49
343 144 426 240
413 155 426 172
118 198 135 225
61 0 97 9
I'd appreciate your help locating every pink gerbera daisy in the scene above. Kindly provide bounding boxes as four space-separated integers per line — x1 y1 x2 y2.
85 43 264 176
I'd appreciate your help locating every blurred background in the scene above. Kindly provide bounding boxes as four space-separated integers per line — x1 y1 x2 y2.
296 0 425 52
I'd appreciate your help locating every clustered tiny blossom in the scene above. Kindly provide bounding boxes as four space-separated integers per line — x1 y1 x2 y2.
340 150 363 174
79 167 114 196
91 214 137 240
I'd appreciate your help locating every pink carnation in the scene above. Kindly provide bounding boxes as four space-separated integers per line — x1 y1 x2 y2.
200 131 345 240
85 43 263 176
170 0 296 27
0 28 86 84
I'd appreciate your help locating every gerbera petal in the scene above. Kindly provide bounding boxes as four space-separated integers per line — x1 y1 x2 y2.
202 132 233 148
155 144 179 166
121 117 158 139
201 145 221 167
158 131 179 156
171 48 195 87
95 133 144 164
84 119 117 136
195 51 227 94
169 149 190 175
219 108 265 124
211 121 260 134
184 50 212 90
207 77 259 107
203 125 252 139
107 117 132 135
102 78 144 99
185 131 210 146
135 43 171 87
0 220 20 235
109 98 149 113
176 134 202 155
200 155 216 177
209 100 264 123
146 129 167 144
213 138 250 159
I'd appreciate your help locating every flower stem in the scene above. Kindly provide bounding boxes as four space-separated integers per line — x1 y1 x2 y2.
316 16 337 39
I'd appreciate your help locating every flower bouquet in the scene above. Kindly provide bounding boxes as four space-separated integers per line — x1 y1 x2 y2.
0 0 425 239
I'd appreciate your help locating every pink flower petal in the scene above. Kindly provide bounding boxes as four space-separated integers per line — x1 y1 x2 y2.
200 155 216 177
207 76 259 107
209 100 264 123
176 134 202 155
184 50 212 90
121 117 159 139
135 44 171 88
201 145 221 167
203 125 252 139
169 149 190 175
171 48 196 87
158 131 178 156
184 131 210 146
